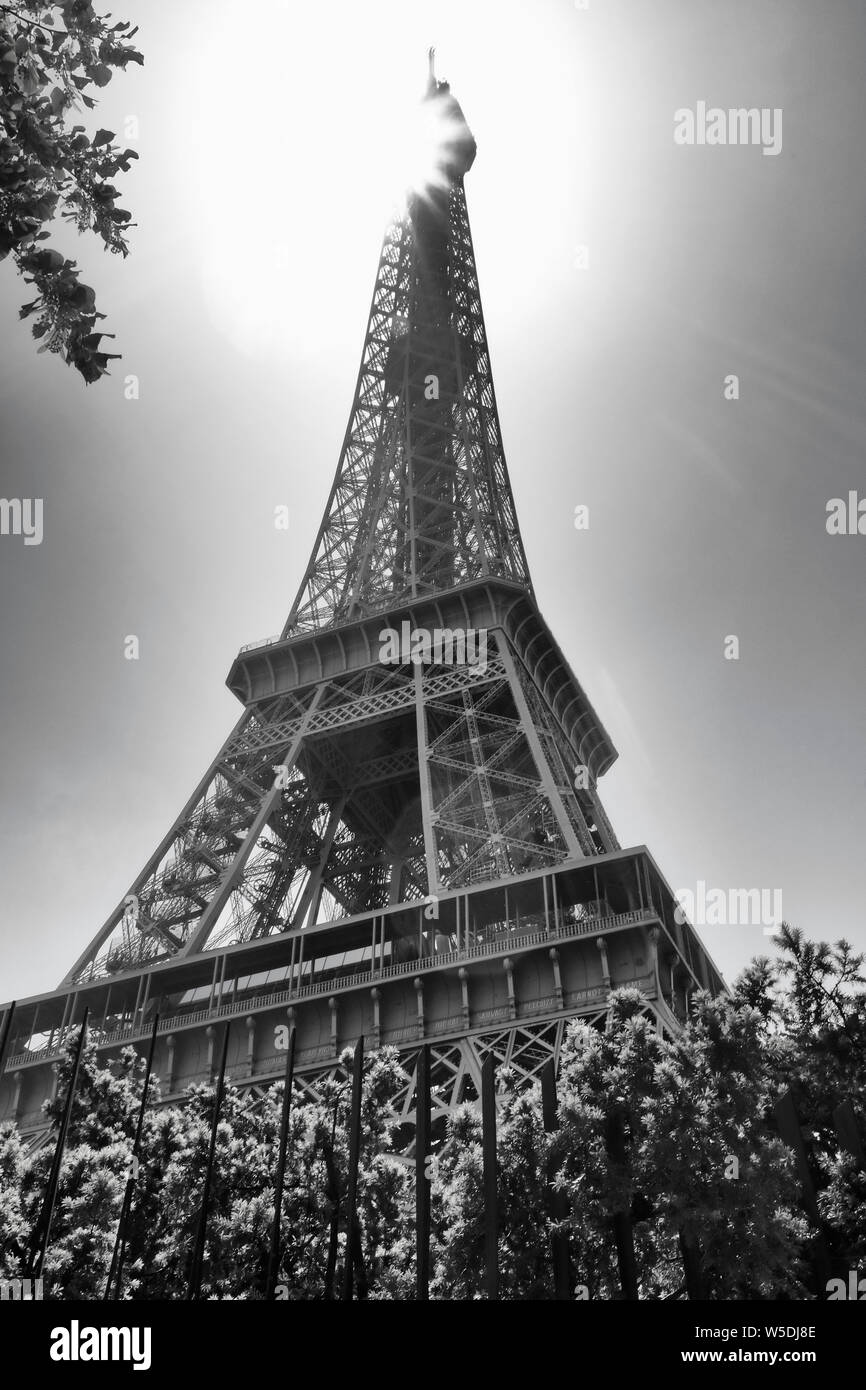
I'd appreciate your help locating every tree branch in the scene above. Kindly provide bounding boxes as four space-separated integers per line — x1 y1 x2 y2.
0 5 67 35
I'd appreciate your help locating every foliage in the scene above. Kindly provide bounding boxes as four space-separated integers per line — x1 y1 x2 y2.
0 1 142 381
0 925 864 1299
643 991 809 1299
734 923 866 1275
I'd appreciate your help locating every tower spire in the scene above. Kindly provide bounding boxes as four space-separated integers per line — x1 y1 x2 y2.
284 67 483 636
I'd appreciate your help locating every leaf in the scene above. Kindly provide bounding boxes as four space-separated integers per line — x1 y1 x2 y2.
93 129 115 147
90 64 113 88
23 247 64 272
16 68 41 98
68 283 96 311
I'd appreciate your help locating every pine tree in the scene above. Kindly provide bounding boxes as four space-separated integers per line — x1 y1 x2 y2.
645 991 809 1299
13 1036 151 1296
553 990 674 1300
735 924 866 1270
0 1121 29 1274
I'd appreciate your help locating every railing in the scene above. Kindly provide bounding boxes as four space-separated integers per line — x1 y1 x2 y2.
4 908 656 1071
8 972 658 1132
238 633 285 655
235 586 489 657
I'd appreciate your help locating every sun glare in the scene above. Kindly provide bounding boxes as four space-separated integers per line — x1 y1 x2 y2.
181 0 579 361
393 98 470 200
186 6 447 358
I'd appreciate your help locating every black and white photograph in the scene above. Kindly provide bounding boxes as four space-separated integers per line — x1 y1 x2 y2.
0 0 864 1365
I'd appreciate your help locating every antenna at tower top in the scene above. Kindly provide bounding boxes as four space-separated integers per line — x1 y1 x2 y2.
425 45 451 99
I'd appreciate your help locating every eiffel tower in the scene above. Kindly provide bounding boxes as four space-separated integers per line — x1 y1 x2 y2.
0 55 723 1137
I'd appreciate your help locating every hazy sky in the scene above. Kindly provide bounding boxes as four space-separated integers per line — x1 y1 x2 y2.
1 0 864 1000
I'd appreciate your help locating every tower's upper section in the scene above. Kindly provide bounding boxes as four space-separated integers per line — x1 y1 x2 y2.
283 57 531 637
421 46 477 187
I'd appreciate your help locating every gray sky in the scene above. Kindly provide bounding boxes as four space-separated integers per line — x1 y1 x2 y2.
1 0 864 999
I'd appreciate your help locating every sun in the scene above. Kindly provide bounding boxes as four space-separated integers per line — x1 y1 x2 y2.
180 2 522 361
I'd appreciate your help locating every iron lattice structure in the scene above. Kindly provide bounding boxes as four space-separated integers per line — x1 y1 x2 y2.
0 64 724 1136
286 168 529 634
